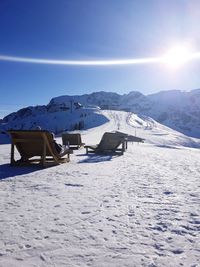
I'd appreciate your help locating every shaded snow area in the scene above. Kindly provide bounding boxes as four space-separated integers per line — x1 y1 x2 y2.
0 110 200 267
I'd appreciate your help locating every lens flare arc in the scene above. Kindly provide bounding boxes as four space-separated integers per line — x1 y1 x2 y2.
0 52 200 66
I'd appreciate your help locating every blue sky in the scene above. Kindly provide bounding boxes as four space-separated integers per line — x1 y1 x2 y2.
1 0 200 118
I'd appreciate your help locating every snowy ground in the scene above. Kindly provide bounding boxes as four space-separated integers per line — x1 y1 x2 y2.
0 110 200 267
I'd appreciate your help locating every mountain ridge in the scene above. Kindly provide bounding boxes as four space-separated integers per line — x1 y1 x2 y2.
1 89 200 138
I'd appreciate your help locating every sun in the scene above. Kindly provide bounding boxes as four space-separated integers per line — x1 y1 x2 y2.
162 45 192 68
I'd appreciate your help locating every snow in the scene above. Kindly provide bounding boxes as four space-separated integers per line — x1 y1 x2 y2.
2 89 200 138
0 110 200 267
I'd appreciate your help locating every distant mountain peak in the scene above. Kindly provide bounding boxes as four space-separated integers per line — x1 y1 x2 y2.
1 89 200 138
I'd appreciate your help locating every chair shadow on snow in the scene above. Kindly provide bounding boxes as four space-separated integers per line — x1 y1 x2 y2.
0 163 40 180
155 144 182 149
77 153 119 163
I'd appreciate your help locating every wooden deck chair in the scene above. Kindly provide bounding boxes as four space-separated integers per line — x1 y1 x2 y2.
62 133 85 149
84 132 126 155
8 130 73 167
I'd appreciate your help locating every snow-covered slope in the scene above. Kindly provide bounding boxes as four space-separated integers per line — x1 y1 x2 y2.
49 89 200 138
117 89 200 138
2 89 200 138
147 89 200 138
1 108 200 148
1 108 108 135
0 109 200 267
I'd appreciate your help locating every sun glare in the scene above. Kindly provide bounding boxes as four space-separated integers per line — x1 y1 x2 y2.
162 45 192 68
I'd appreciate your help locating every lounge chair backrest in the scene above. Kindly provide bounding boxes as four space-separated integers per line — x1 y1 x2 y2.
98 132 125 151
8 130 59 158
62 133 82 146
8 130 72 167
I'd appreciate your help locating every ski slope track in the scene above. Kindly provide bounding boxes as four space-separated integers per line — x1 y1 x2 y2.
0 110 200 267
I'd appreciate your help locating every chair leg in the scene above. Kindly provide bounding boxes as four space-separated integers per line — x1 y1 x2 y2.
41 141 47 167
122 141 125 152
10 143 15 165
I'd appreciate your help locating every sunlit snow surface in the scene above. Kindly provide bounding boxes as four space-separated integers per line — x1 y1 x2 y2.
0 110 200 267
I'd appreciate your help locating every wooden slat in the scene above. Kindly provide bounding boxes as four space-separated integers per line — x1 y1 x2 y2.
13 139 42 143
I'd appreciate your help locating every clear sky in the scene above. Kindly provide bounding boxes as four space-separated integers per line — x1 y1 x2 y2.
1 0 200 118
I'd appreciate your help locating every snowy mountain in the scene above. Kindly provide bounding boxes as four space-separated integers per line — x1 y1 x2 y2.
119 89 200 138
1 108 200 267
1 89 200 139
1 107 200 149
1 103 200 265
147 89 200 138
